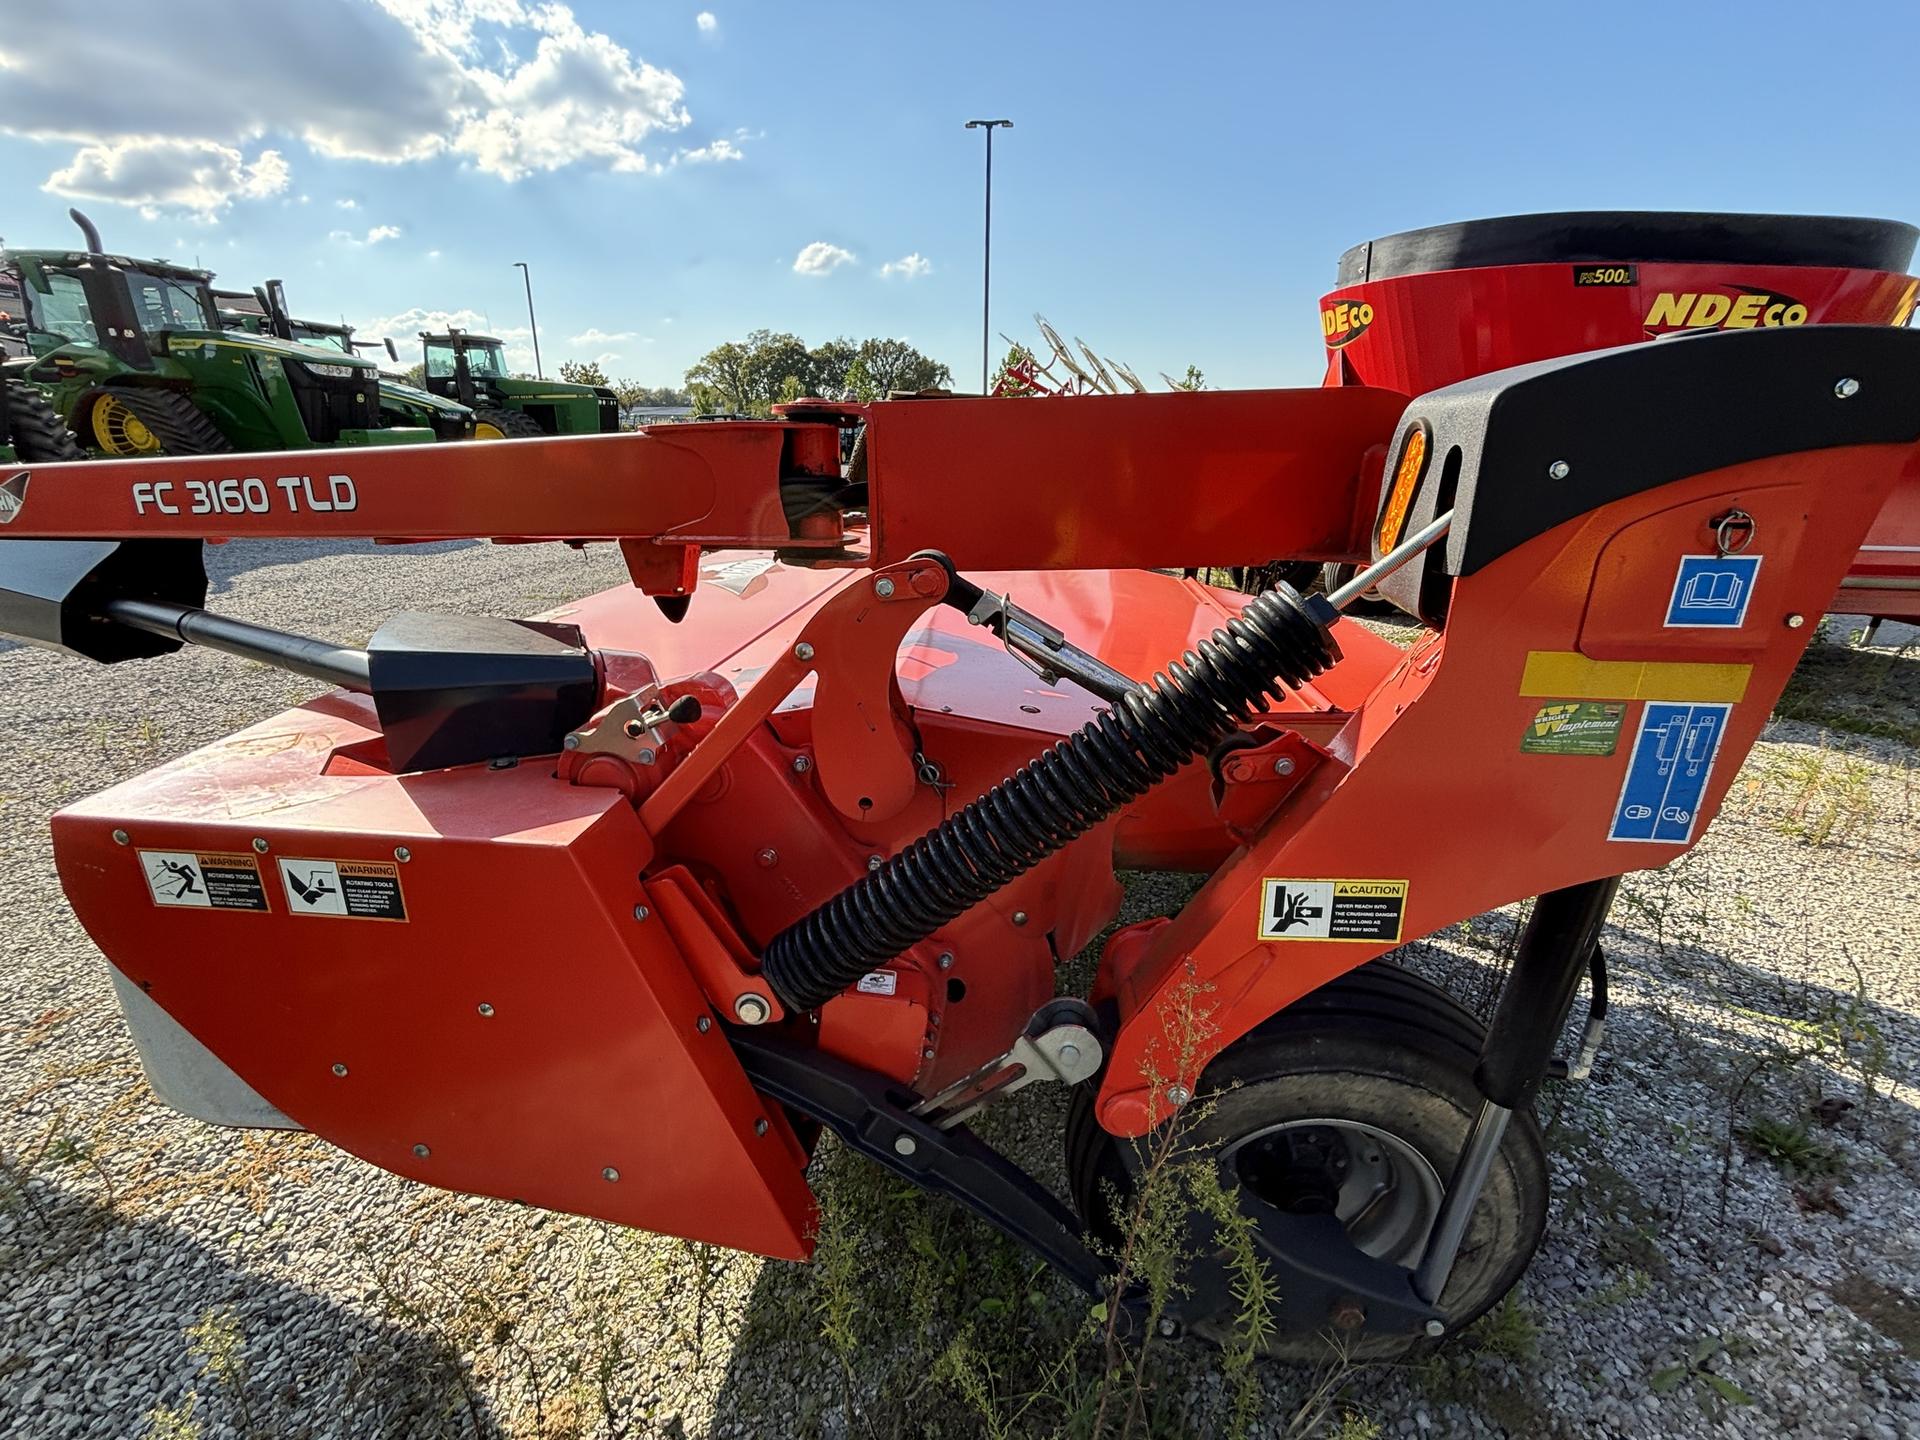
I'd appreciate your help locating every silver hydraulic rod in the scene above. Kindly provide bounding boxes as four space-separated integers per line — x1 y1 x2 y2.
1326 509 1454 612
1411 1098 1512 1307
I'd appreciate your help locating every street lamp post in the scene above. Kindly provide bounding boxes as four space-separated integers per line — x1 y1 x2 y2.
964 119 1012 394
513 260 544 379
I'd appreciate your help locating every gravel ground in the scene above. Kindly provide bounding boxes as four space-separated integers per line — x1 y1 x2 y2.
1 544 1917 1439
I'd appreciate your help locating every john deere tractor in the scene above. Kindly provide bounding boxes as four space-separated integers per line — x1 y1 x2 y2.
0 265 83 464
419 329 620 437
216 283 476 442
0 211 434 457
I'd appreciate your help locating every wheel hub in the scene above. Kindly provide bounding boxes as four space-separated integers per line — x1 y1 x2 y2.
1224 1117 1442 1268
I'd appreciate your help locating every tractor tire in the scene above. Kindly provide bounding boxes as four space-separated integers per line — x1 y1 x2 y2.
472 407 546 439
1065 960 1548 1360
3 380 84 461
86 388 233 456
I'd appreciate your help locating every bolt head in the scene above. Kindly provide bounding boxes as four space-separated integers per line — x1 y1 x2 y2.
734 993 771 1025
937 952 955 970
1836 377 1861 399
1273 757 1296 776
1167 1085 1192 1107
893 1134 918 1156
1547 460 1571 481
791 754 813 774
756 847 779 867
633 905 650 921
563 733 582 750
112 829 130 846
636 747 657 765
1058 1042 1081 1064
252 837 269 854
477 1002 495 1017
394 846 411 863
1157 1317 1179 1338
874 577 896 598
331 1062 348 1077
412 1143 431 1159
1011 910 1029 926
1424 1319 1446 1338
794 641 815 662
696 1015 712 1034
754 1117 769 1136
1785 613 1806 629
603 1166 620 1182
867 855 884 871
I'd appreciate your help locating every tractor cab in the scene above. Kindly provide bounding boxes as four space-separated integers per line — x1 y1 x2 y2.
421 327 621 437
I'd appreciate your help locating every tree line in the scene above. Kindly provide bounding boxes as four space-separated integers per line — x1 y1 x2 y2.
684 331 952 414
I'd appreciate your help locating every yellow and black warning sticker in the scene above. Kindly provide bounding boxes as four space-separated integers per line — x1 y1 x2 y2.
1522 701 1625 756
277 857 408 921
1572 264 1636 287
140 850 270 911
1258 879 1407 943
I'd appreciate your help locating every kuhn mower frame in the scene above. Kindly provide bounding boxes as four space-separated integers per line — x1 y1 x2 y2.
3 257 1919 1352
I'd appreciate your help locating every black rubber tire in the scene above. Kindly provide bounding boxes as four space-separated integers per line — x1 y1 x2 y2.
86 387 234 455
1066 960 1549 1360
3 380 84 461
472 406 547 438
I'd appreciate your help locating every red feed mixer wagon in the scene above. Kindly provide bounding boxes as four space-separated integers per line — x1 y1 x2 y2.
2 208 1917 1358
1318 211 1920 620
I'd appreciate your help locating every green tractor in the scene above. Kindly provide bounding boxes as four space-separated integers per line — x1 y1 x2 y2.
0 210 435 457
420 328 620 438
0 265 84 464
215 283 476 442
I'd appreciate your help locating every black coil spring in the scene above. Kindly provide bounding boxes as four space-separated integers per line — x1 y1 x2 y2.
760 584 1341 1013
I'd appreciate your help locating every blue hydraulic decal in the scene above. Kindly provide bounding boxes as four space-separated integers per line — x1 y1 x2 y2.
1665 554 1761 628
1609 702 1732 844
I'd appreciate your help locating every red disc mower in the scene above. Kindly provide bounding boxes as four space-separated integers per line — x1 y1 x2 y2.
2 210 1916 1357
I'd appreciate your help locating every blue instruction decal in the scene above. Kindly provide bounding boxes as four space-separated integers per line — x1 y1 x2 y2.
1665 554 1761 628
1608 703 1732 844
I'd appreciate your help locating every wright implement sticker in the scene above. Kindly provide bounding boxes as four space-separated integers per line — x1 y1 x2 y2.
1258 879 1407 943
1572 264 1636 287
277 857 408 921
1608 702 1731 845
1522 701 1625 756
140 850 269 911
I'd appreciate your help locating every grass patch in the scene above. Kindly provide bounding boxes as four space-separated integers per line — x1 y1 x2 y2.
1737 1117 1843 1179
1774 640 1920 746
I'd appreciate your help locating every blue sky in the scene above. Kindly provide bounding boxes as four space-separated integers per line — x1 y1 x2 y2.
3 0 1917 389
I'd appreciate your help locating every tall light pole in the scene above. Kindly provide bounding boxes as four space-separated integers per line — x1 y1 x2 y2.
513 260 543 378
964 119 1011 393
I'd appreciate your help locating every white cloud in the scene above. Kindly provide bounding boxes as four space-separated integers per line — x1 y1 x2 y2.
880 252 932 280
357 305 536 370
569 327 636 344
329 223 403 245
0 0 702 210
695 11 717 32
335 197 359 209
793 241 855 276
426 248 443 260
676 137 741 164
42 137 288 218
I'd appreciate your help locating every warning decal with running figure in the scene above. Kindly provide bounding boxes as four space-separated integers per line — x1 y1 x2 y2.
277 857 408 921
139 850 269 911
